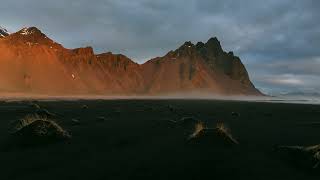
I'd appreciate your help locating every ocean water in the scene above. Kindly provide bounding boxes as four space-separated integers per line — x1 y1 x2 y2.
255 95 320 105
0 93 319 105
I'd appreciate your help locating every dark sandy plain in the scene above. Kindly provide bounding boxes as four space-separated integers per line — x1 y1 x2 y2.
0 99 320 180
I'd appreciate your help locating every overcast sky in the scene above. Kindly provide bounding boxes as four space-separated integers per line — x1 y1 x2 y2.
1 0 319 95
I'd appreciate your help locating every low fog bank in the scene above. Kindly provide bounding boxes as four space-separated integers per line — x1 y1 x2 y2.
0 92 319 105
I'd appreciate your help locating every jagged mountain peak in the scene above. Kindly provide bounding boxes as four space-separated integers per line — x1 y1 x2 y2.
182 41 194 47
18 27 43 36
177 41 195 50
14 26 48 41
173 41 199 57
195 41 205 48
206 37 220 44
203 37 223 54
4 26 63 49
174 37 224 57
0 26 9 38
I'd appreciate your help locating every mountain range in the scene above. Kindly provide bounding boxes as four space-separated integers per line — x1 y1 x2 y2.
0 26 262 96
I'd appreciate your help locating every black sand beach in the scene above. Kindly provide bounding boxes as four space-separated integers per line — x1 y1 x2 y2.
0 99 320 180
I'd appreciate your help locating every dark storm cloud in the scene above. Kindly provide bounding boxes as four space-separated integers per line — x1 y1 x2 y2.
1 0 319 94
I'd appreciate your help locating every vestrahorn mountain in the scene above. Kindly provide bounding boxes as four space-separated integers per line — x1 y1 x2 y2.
0 27 262 96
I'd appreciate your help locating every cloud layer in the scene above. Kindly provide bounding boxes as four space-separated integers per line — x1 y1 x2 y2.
1 0 319 94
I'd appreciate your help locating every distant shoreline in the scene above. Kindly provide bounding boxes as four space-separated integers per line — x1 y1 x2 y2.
0 93 319 105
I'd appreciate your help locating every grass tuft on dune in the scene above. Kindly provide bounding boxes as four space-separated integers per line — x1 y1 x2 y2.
188 121 205 140
215 123 239 145
12 114 71 142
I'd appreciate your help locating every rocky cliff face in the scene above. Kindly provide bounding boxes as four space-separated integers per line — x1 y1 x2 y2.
141 38 260 95
0 27 261 96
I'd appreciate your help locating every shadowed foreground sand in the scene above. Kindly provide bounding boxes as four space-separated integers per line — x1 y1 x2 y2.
0 99 320 180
